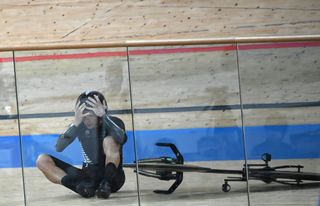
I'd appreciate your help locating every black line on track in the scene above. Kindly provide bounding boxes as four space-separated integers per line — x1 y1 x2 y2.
1 101 320 120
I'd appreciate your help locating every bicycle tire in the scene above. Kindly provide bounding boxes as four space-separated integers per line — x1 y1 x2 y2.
249 170 320 181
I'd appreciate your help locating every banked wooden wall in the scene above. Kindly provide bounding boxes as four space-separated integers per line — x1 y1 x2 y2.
0 42 319 136
1 0 320 49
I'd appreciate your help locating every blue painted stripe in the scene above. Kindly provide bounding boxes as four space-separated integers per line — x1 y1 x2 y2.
0 124 319 168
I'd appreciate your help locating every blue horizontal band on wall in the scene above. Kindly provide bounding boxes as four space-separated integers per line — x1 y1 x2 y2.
1 101 320 120
0 124 319 168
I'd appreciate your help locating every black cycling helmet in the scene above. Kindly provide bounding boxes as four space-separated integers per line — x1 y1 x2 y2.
76 90 107 113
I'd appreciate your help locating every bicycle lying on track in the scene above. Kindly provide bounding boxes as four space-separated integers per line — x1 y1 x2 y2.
123 143 320 194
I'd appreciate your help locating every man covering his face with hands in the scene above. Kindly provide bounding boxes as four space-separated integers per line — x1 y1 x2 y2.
36 91 127 199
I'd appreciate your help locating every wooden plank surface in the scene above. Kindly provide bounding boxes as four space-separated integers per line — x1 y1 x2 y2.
0 159 319 206
0 1 319 206
1 45 320 136
1 0 320 49
0 53 17 115
14 48 130 114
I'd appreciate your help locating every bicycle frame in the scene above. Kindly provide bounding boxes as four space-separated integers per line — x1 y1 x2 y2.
123 143 320 194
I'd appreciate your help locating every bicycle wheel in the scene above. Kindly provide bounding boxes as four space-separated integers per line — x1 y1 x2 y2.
250 170 320 182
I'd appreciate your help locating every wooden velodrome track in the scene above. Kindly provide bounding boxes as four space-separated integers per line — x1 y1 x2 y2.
1 43 320 206
1 0 320 48
1 1 320 206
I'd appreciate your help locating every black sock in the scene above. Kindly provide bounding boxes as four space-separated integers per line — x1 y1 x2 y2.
61 175 78 193
104 162 117 183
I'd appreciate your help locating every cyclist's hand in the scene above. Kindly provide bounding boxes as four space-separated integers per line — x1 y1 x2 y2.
85 95 107 117
74 101 89 127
